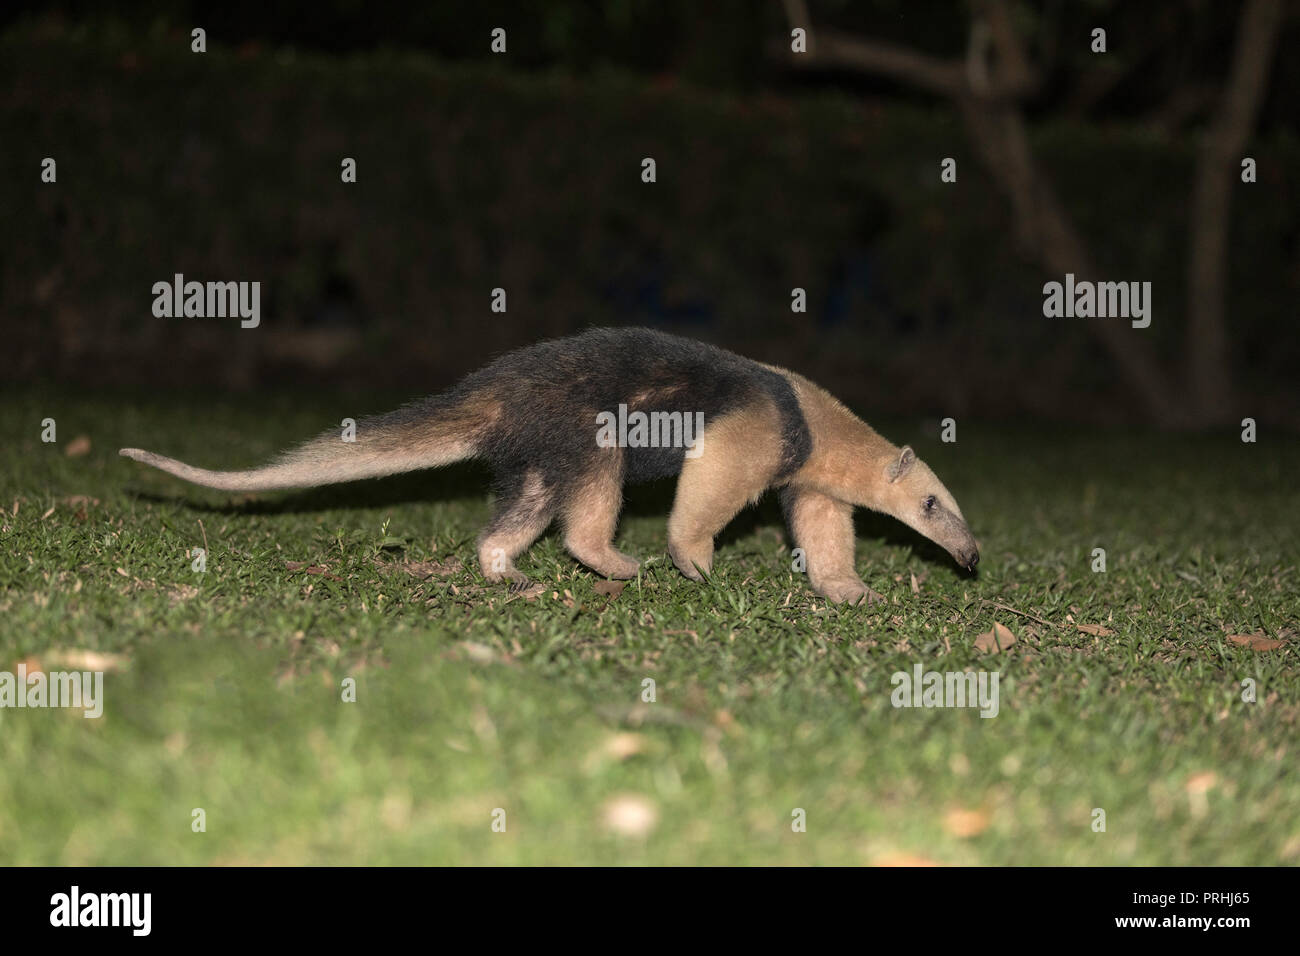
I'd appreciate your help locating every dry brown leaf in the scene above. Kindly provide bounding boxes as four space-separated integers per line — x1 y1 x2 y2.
1280 835 1300 861
379 556 462 579
943 807 991 838
43 649 128 672
459 642 497 664
1076 623 1116 637
974 621 1017 653
286 562 342 581
602 732 649 760
65 435 91 457
601 794 659 837
593 580 628 599
1227 633 1283 651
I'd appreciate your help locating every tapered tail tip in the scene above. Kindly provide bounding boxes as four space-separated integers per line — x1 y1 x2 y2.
120 448 148 461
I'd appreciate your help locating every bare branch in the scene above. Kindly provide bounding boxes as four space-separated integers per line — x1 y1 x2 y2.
975 0 1040 96
780 0 814 54
802 29 967 97
783 15 1035 103
966 19 993 96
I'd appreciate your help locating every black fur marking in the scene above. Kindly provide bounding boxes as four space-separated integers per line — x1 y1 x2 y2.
406 328 812 502
481 469 553 536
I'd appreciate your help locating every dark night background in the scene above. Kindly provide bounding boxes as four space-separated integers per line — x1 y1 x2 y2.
4 2 1300 875
3 0 1297 428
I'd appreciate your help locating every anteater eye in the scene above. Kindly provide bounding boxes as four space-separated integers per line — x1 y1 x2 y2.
923 496 937 512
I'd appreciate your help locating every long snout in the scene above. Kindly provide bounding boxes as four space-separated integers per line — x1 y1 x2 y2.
951 536 980 572
941 518 980 571
900 503 979 572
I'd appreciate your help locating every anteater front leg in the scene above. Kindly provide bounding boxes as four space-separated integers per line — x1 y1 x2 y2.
781 486 884 605
666 406 783 581
477 469 555 589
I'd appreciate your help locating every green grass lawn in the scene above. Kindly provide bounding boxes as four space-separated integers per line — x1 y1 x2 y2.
1 389 1297 864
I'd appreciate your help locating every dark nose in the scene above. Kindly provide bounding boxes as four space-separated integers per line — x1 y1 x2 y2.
965 550 980 570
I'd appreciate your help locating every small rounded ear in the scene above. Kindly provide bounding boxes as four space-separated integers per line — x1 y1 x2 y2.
887 446 916 483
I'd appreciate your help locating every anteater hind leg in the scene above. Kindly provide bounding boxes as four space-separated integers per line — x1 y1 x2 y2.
477 469 554 589
666 405 783 581
561 450 640 579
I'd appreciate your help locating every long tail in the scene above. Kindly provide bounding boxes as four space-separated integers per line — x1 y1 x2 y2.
120 394 492 492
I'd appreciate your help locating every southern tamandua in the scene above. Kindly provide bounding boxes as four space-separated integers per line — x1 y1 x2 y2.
121 327 979 603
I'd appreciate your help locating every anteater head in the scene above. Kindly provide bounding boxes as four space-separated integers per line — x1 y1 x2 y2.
876 446 979 571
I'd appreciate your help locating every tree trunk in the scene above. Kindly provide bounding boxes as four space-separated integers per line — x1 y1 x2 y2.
957 98 1188 426
1186 0 1283 423
781 0 1286 427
